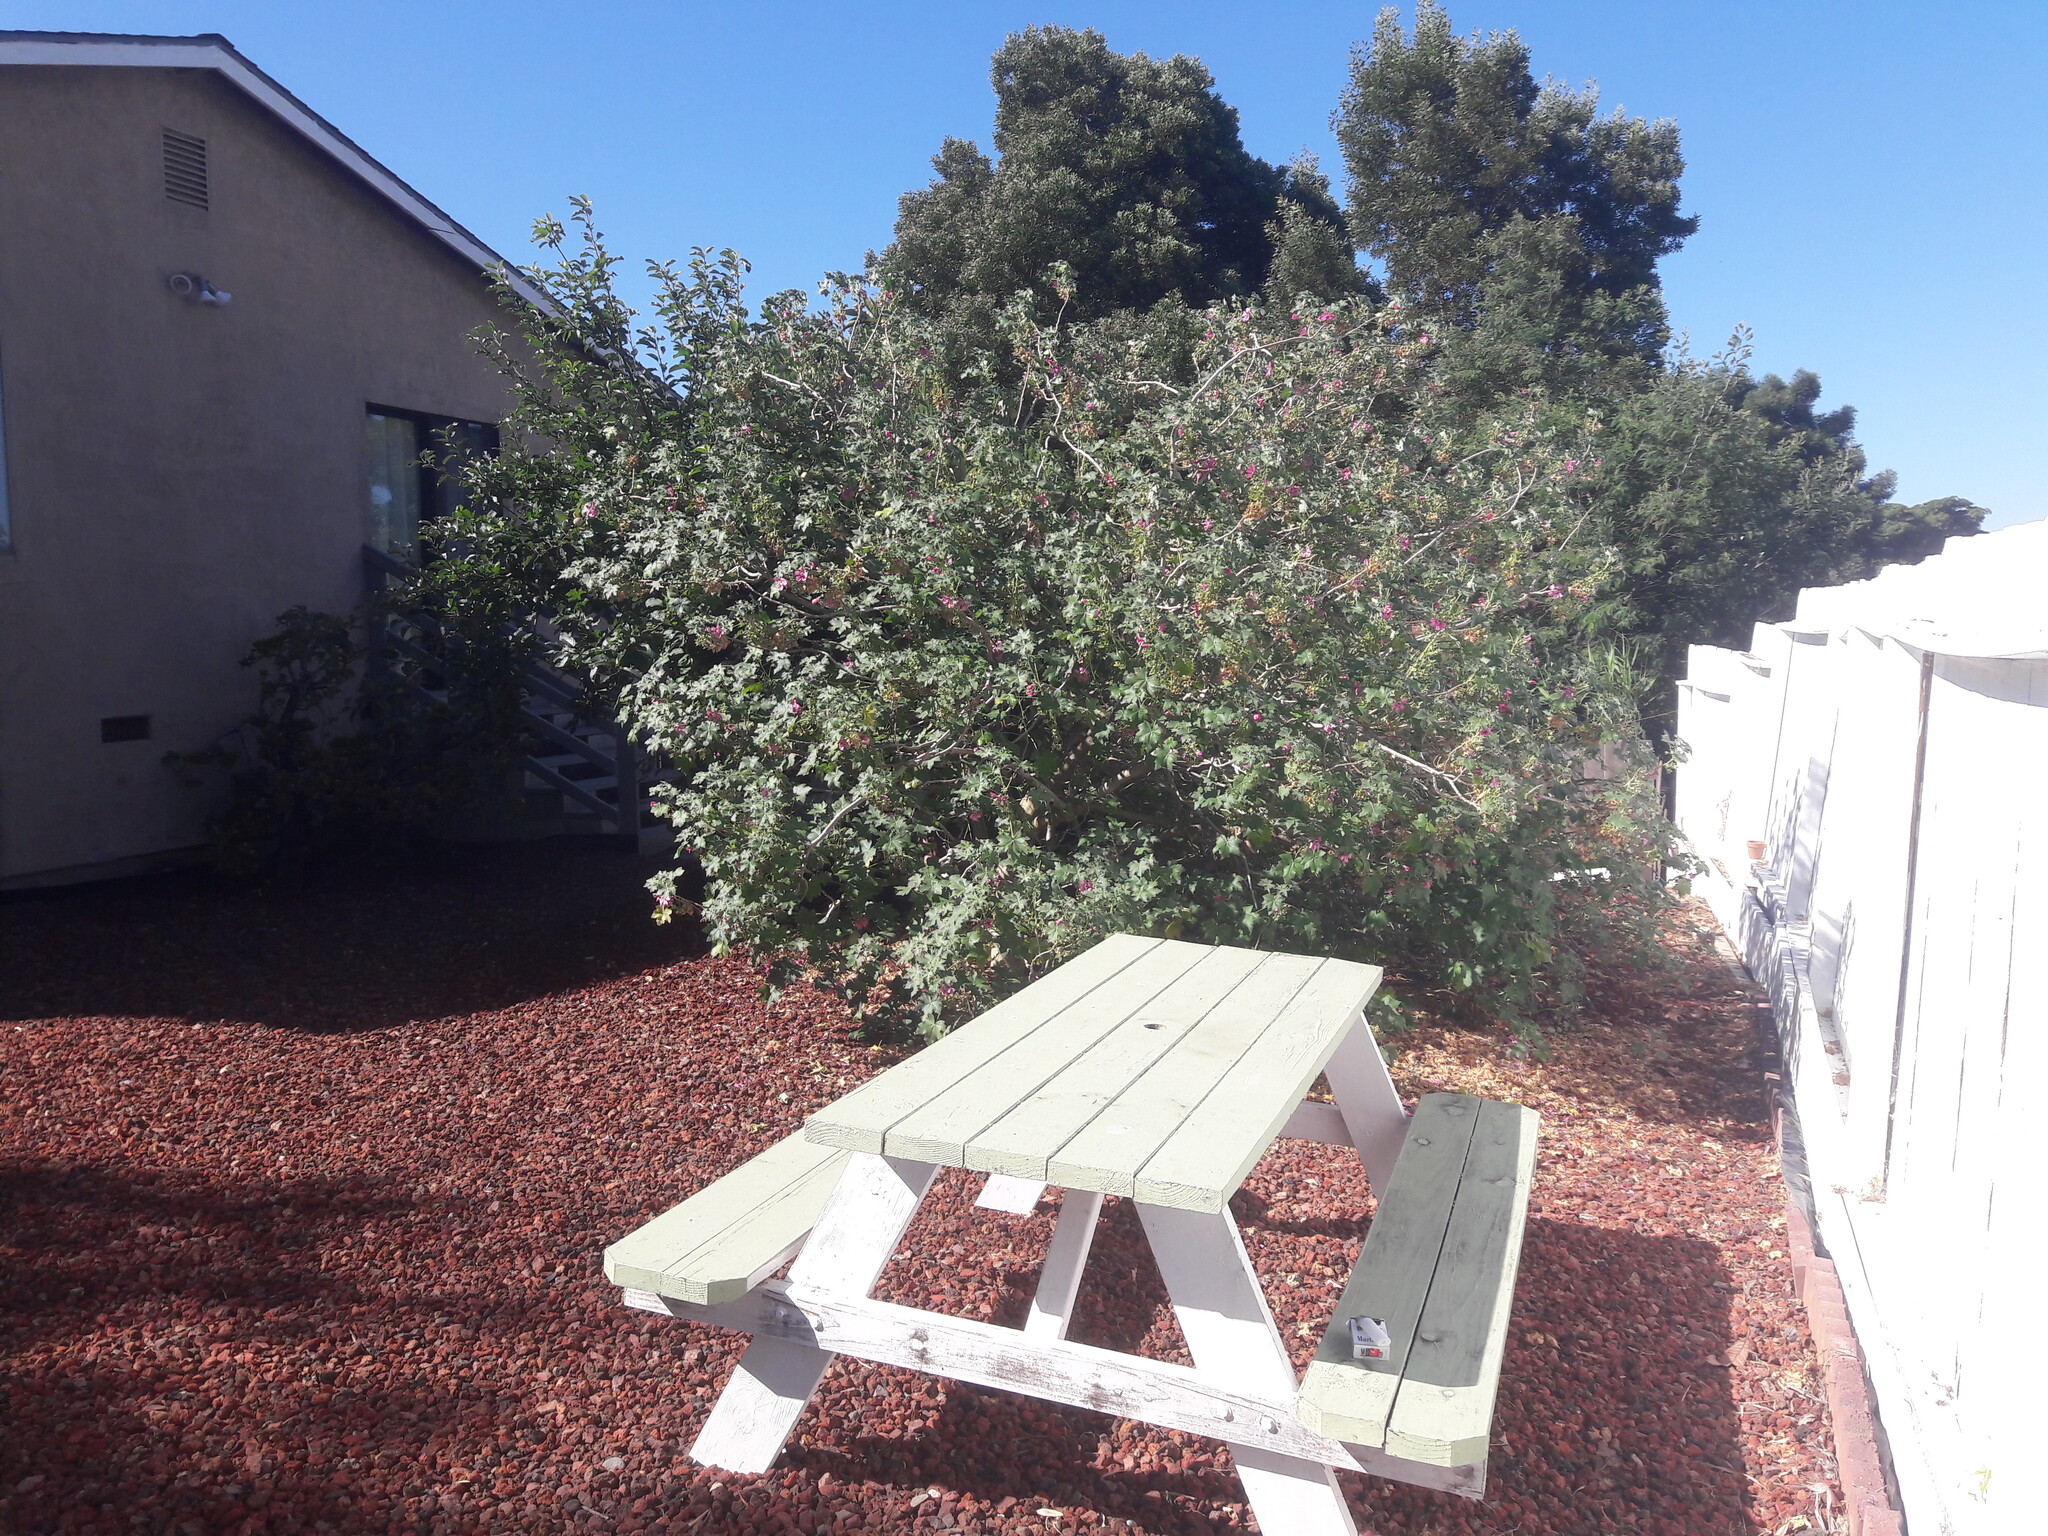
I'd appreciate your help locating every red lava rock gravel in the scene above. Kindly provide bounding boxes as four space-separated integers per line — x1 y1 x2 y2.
3 843 1846 1533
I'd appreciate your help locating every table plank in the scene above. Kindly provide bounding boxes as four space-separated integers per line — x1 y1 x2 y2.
1383 1098 1539 1467
966 945 1276 1180
878 940 1216 1165
1293 1095 1483 1448
1133 958 1384 1210
1046 951 1325 1199
804 933 1161 1154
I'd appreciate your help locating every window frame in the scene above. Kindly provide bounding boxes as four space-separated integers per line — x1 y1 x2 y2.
363 403 499 561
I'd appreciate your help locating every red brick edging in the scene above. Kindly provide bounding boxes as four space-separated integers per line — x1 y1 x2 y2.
1782 1197 1905 1536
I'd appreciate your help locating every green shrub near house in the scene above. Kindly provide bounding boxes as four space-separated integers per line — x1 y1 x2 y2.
423 210 1672 1041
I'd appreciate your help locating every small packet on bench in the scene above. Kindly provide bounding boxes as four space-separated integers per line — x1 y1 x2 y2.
1349 1315 1392 1360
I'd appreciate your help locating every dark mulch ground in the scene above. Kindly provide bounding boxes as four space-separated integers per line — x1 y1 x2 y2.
2 841 1843 1535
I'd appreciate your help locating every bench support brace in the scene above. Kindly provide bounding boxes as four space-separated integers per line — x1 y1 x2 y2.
1026 1189 1103 1341
1139 1204 1361 1536
688 1152 938 1473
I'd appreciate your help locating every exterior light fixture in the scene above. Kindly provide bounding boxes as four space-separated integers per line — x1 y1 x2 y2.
167 270 231 306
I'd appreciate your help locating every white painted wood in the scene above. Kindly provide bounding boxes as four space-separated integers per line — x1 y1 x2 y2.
1320 1017 1410 1193
880 941 1214 1166
1279 1099 1352 1145
1225 1443 1365 1534
1344 1439 1486 1498
1133 960 1383 1211
965 945 1273 1178
1674 522 2048 1536
689 1151 936 1471
686 1334 832 1474
804 933 1162 1154
1025 1190 1102 1342
1138 1204 1360 1535
602 1129 848 1303
624 1260 1486 1500
973 1173 1048 1214
625 1281 1374 1474
787 1152 939 1298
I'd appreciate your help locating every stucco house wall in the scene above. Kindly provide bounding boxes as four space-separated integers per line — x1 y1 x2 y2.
0 40 524 885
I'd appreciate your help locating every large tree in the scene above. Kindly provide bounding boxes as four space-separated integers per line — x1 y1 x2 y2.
1335 0 1695 371
1336 3 1983 716
880 25 1364 334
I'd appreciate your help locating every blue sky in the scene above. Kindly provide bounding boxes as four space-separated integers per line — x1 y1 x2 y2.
15 1 2044 527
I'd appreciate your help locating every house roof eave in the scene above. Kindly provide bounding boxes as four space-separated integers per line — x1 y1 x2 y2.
0 29 554 313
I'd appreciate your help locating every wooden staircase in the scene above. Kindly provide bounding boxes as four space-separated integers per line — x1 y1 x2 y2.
362 546 666 848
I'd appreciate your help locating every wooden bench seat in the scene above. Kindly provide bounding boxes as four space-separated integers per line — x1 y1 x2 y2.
603 1131 851 1305
1296 1093 1539 1470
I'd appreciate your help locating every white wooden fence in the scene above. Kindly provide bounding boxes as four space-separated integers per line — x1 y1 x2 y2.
1675 521 2048 1536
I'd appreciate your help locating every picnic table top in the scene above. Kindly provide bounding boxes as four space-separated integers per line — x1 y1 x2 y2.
803 933 1384 1213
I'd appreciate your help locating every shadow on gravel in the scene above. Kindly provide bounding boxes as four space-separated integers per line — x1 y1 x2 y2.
0 1163 463 1536
842 1212 1755 1536
0 1162 406 1338
1440 1218 1754 1536
0 839 700 1032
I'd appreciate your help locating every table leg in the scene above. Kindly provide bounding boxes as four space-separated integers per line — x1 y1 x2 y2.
1323 1015 1409 1194
688 1334 835 1474
1024 1189 1103 1341
1138 1204 1359 1536
689 1152 938 1473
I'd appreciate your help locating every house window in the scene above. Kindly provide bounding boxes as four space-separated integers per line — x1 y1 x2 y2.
364 407 498 559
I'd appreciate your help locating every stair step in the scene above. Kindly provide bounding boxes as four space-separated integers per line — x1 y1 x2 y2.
526 767 619 790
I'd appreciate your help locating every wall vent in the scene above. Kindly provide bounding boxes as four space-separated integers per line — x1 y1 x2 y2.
163 129 208 209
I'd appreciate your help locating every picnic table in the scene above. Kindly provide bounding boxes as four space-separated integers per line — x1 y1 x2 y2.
606 934 1538 1535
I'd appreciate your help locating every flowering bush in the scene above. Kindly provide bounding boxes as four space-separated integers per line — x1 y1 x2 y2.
437 211 1673 1038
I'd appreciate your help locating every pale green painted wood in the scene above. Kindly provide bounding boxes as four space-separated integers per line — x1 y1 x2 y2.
1293 1094 1483 1448
1384 1098 1538 1467
878 940 1214 1166
1046 951 1326 1198
803 933 1161 1155
966 946 1275 1180
604 1130 850 1305
1131 957 1385 1211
